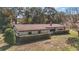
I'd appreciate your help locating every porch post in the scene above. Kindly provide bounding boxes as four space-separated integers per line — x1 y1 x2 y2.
50 22 52 26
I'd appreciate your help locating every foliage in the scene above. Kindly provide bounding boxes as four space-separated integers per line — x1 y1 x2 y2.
68 29 79 50
28 18 32 23
0 11 6 27
4 28 16 45
17 18 32 24
63 46 77 51
0 8 14 32
6 23 13 28
1 7 79 27
67 37 79 50
69 29 79 38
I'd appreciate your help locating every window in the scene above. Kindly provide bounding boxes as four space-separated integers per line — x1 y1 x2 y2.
58 28 63 30
50 29 55 32
38 30 41 34
28 32 32 34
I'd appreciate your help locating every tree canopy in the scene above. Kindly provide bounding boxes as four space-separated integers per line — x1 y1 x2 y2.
0 7 79 29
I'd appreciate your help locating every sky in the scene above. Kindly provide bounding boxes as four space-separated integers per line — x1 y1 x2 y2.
55 7 66 12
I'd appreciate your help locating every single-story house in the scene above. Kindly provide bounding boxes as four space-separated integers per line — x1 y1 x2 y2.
13 24 68 37
13 24 69 44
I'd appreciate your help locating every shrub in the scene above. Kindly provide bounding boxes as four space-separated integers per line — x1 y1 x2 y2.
69 29 79 38
4 28 16 45
68 29 79 50
69 29 79 44
6 23 13 28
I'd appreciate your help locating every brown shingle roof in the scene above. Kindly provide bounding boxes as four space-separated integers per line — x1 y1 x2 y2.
14 24 65 32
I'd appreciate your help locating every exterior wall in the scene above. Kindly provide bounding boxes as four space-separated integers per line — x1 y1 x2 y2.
55 27 65 32
15 30 50 37
32 31 38 34
19 32 28 35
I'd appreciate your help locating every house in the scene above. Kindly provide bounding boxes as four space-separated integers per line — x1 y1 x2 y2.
13 24 50 37
13 24 68 37
13 24 69 44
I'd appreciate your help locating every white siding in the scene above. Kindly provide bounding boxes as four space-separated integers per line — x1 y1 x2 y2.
16 30 50 36
56 28 64 31
18 32 28 35
32 31 38 34
41 30 49 33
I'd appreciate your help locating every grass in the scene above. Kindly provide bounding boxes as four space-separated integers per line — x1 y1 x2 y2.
0 32 79 51
6 34 78 51
0 33 12 51
17 18 32 24
0 33 4 44
69 29 79 38
63 46 77 51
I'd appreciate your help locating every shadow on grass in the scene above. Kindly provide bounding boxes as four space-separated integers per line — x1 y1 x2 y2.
0 44 11 51
51 31 69 35
16 34 50 45
16 31 69 45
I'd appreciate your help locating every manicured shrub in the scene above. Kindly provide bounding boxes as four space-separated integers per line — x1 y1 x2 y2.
4 28 16 45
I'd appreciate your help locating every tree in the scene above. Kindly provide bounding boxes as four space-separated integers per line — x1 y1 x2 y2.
12 7 57 24
65 7 79 29
43 7 57 23
0 8 15 31
29 7 43 23
54 12 66 24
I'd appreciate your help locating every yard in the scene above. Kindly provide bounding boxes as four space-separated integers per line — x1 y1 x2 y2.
3 34 77 51
1 7 79 51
